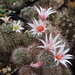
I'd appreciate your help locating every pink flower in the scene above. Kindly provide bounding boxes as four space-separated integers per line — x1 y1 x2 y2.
30 62 43 68
38 33 62 52
34 6 56 21
27 18 47 35
52 44 73 67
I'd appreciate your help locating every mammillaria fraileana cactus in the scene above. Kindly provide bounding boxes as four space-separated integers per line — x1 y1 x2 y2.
27 6 73 70
27 5 73 67
37 50 55 67
54 5 75 65
20 6 36 21
37 34 73 68
1 22 19 52
7 0 24 11
0 19 24 52
42 65 72 75
18 66 38 75
35 0 64 9
11 47 32 66
22 30 35 46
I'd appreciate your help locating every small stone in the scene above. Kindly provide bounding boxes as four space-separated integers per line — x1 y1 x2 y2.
73 35 75 38
67 19 70 22
66 30 69 33
69 23 72 27
6 73 11 75
2 68 7 73
63 18 66 20
74 21 75 23
6 66 11 72
0 70 2 73
62 23 65 27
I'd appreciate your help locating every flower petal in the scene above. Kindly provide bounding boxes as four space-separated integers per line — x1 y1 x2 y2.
62 48 70 55
53 34 60 44
39 39 46 45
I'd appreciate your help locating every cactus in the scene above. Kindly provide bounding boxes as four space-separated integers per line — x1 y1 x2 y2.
7 0 25 11
58 16 75 65
37 50 72 75
11 40 42 66
11 47 32 66
22 30 35 46
35 0 64 9
42 65 72 75
37 50 55 67
0 31 3 50
1 22 19 52
18 66 38 75
26 41 43 61
18 64 72 75
35 0 52 8
20 6 37 21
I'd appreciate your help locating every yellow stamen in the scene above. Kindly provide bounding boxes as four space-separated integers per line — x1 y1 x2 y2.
56 55 61 59
38 26 44 32
50 44 52 47
13 26 18 30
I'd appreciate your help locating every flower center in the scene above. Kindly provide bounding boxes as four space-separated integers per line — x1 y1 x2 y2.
42 9 46 13
56 55 61 59
13 26 18 30
38 26 44 32
47 40 50 44
39 14 46 21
